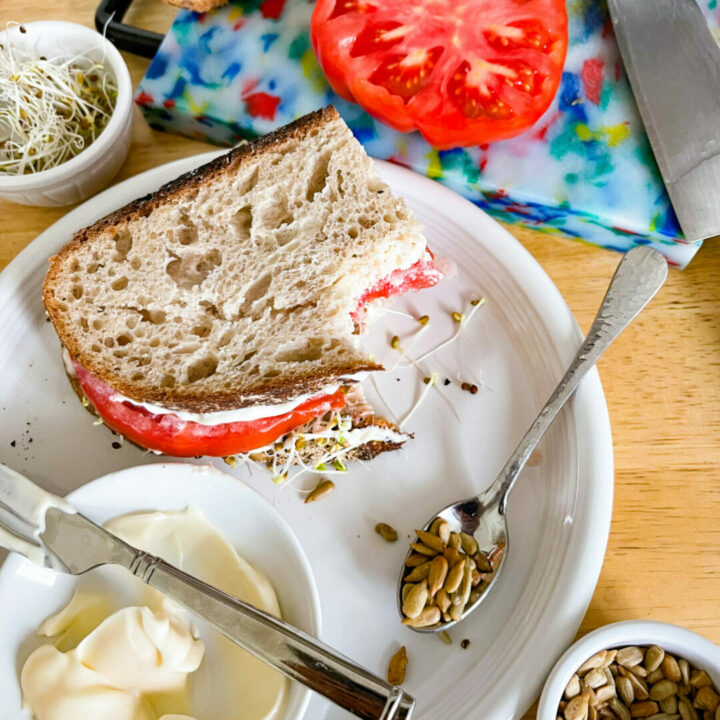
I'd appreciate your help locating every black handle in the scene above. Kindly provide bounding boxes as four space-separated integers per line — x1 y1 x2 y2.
95 0 165 58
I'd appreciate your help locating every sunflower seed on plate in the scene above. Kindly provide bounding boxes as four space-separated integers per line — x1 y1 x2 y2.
443 547 461 566
645 647 666 673
624 670 650 701
437 520 451 545
402 580 428 619
580 651 615 674
475 549 493 572
606 668 617 687
436 588 451 614
448 532 461 550
401 584 412 603
438 630 452 645
375 522 398 542
678 697 697 720
305 479 335 503
617 647 645 668
404 562 431 583
630 665 648 679
401 606 441 628
387 646 408 685
429 517 444 535
596 685 618 704
449 603 464 622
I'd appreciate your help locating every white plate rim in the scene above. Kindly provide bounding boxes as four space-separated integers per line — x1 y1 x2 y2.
0 154 614 719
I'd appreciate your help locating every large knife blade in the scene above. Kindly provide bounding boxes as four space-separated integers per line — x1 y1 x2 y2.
607 0 720 242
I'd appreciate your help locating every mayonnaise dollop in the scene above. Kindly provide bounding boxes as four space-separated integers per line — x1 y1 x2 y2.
21 605 204 720
20 507 288 720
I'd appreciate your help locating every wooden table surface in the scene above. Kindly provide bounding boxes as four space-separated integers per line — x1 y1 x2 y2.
3 1 720 715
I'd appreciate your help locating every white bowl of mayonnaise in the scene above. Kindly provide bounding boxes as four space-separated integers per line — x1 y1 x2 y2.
0 462 320 720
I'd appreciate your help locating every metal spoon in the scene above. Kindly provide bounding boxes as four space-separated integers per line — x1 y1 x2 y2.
398 246 668 632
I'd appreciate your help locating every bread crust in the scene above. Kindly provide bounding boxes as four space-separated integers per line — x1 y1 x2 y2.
162 0 227 11
42 106 384 413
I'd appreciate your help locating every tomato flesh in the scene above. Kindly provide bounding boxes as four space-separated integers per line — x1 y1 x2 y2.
73 360 346 458
311 0 568 148
352 251 442 320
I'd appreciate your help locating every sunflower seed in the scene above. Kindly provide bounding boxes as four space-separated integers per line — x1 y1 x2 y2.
415 530 445 552
596 686 618 704
444 547 462 566
404 562 431 583
305 479 335 503
449 603 464 622
406 553 429 567
646 647 666 673
460 532 478 556
660 697 678 714
438 630 452 645
375 522 398 542
402 580 428 619
410 542 440 557
401 584 412 603
611 698 632 720
694 688 720 712
586 669 610 689
437 520 451 545
631 666 649 679
679 660 690 686
651 682 679 702
444 559 465 593
436 588 451 613
429 517 444 535
475 550 493 572
448 532 461 550
617 647 645 668
566 695 590 720
678 698 698 720
566 675 582 700
402 606 441 628
580 652 615 674
387 646 407 685
617 677 635 705
690 671 713 690
631 701 659 717
662 657 682 684
648 670 666 685
428 556 449 596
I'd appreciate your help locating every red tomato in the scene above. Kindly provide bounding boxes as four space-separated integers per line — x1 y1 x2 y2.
311 0 568 148
73 361 346 458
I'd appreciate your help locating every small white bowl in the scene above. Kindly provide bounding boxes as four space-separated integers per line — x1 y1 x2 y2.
0 21 133 207
538 620 720 720
0 462 320 720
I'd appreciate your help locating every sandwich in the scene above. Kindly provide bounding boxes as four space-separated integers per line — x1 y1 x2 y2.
42 106 442 468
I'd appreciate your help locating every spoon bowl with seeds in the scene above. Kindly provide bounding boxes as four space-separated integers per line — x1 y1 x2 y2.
397 246 668 632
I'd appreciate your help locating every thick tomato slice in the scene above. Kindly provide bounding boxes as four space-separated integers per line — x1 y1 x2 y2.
73 361 346 458
352 251 442 320
311 0 568 148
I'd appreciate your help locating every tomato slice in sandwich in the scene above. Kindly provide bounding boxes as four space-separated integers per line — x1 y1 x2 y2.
73 361 346 458
311 0 568 148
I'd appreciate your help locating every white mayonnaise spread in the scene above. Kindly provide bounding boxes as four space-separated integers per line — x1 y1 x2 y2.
20 507 287 720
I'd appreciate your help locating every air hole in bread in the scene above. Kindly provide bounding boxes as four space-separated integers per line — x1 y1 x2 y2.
396 209 408 221
150 338 160 348
113 349 128 358
104 338 114 348
383 214 397 224
187 355 218 383
91 343 101 352
200 301 219 318
265 369 281 378
111 276 129 291
125 316 139 329
358 216 376 229
71 286 83 299
140 309 166 324
218 330 233 348
130 259 141 271
348 227 359 239
117 334 132 346
161 374 176 388
306 152 331 201
166 251 217 290
191 323 212 338
231 206 253 240
86 262 99 274
131 372 144 381
237 167 259 195
239 272 271 313
113 230 133 261
175 213 199 246
276 338 323 363
92 319 103 330
70 260 80 272
80 318 89 331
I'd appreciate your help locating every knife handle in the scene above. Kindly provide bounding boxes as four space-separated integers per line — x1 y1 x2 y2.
126 551 414 720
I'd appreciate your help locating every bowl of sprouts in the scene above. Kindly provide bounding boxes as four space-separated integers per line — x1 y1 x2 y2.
0 21 132 206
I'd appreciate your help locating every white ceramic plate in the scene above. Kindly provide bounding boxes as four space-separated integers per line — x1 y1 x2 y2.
0 463 320 720
0 156 613 720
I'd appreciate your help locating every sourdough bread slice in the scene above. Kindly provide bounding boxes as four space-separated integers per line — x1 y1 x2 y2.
43 107 427 413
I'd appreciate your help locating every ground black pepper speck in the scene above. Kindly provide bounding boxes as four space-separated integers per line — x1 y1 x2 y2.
112 442 121 449
460 639 471 649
